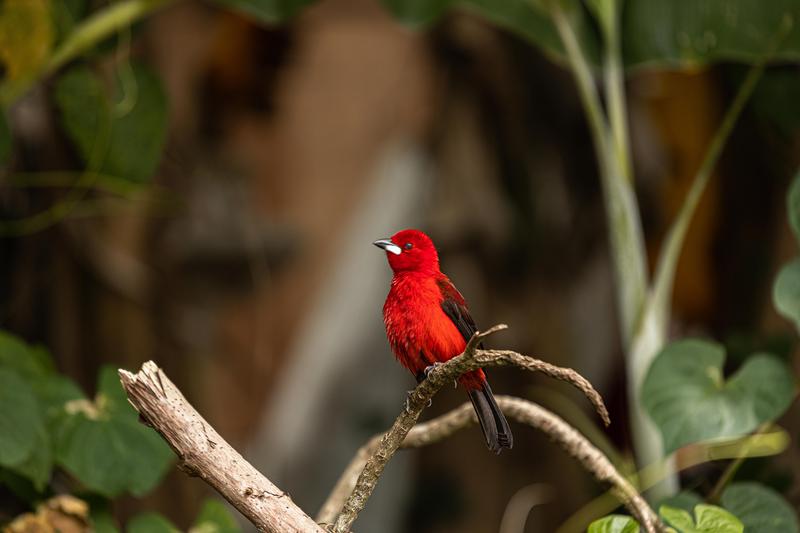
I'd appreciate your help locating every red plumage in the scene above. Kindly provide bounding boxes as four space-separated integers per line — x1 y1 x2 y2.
375 229 513 453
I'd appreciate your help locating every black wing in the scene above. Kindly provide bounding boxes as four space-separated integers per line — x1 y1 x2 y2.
437 278 480 346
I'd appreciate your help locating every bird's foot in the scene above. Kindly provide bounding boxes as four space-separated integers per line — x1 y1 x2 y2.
423 361 445 377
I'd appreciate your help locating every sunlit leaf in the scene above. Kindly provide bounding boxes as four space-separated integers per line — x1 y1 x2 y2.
660 504 743 533
588 514 641 533
721 482 799 533
642 339 796 454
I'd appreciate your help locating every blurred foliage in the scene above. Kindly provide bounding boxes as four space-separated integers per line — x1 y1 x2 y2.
0 329 242 530
208 0 317 23
378 0 800 67
0 332 169 502
720 482 799 533
641 338 795 454
54 63 168 185
591 488 799 533
774 172 800 333
659 504 742 533
0 0 53 83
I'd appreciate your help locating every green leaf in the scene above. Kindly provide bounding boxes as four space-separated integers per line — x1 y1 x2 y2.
458 0 600 65
623 0 800 68
773 258 800 334
642 339 796 454
0 330 55 379
127 512 179 533
588 514 641 533
8 420 52 491
29 374 84 423
207 0 317 23
0 370 44 468
659 504 743 533
54 63 168 184
192 499 241 533
380 0 453 26
54 366 173 498
721 482 799 533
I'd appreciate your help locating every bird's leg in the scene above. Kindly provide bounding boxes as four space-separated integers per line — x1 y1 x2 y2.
423 361 445 377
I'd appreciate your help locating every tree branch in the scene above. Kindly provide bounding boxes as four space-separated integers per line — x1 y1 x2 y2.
319 396 660 532
118 362 326 533
329 325 615 533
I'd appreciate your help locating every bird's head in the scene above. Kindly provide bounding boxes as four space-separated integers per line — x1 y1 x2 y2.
373 229 439 273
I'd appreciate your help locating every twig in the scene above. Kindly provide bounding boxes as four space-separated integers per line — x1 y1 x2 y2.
118 362 325 533
329 325 613 533
319 397 660 533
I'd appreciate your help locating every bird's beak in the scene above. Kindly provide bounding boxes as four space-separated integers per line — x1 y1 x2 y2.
373 238 402 255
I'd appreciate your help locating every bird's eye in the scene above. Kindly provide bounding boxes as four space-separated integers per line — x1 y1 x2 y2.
404 242 413 250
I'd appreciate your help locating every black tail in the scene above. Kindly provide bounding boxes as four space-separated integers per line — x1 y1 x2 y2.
468 382 513 454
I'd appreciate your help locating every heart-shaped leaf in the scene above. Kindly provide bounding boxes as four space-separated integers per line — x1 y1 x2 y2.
54 366 173 497
721 482 799 533
642 339 796 453
588 515 641 533
660 504 743 533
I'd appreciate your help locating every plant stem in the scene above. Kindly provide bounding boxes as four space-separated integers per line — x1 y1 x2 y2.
603 1 632 184
549 2 648 346
0 0 176 108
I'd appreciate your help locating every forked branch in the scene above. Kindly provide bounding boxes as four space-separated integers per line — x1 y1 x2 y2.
318 396 660 532
329 324 617 533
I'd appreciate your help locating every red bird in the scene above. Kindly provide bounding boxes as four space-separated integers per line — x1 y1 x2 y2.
374 229 513 453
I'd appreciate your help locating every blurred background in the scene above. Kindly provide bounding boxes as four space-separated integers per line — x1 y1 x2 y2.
1 0 799 531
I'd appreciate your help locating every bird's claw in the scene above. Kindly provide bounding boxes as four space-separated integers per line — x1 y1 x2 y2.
423 361 444 377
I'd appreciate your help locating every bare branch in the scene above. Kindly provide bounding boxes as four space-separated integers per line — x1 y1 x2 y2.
320 397 661 533
119 362 325 533
329 326 614 533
